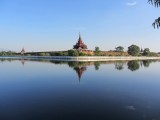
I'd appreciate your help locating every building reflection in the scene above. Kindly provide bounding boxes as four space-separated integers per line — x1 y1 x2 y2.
74 67 87 82
21 59 25 66
0 58 159 81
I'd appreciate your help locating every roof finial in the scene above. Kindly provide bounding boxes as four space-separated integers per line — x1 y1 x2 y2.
79 32 81 38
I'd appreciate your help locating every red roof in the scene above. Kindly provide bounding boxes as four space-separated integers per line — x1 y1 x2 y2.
21 48 25 52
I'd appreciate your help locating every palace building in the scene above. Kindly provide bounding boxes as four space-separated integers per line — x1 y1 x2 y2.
21 48 25 56
73 33 88 50
73 33 94 55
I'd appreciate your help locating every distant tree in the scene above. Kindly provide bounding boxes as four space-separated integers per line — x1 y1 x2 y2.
95 46 100 56
149 52 159 56
55 52 63 56
38 53 46 56
128 61 140 71
95 47 100 52
45 53 50 56
26 54 31 56
79 52 86 56
115 46 124 52
143 48 150 56
68 49 79 56
62 52 69 56
148 0 160 28
0 51 17 56
128 45 140 56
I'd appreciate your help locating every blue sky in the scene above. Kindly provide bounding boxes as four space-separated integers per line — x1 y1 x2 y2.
0 0 159 52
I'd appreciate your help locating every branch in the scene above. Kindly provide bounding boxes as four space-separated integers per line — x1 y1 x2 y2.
148 0 160 7
152 17 160 28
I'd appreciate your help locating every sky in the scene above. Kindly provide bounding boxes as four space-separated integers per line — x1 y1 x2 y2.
0 0 160 52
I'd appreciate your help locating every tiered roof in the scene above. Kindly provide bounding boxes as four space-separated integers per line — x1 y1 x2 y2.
73 33 87 50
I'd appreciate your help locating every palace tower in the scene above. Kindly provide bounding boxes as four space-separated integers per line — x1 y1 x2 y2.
73 33 87 50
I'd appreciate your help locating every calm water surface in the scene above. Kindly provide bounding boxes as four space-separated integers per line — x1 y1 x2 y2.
0 58 160 120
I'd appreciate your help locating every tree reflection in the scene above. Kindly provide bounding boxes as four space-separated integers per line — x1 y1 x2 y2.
142 60 152 68
94 62 100 70
1 58 159 81
115 62 124 70
128 61 140 71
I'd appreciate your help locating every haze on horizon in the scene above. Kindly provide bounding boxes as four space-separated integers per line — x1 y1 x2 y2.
0 0 159 52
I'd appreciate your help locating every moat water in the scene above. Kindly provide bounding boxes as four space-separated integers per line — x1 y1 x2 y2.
0 58 160 120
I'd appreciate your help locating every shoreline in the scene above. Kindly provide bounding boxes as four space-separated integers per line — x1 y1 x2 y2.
0 56 160 61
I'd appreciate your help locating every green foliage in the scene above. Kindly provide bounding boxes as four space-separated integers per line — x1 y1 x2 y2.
45 53 50 56
62 52 68 56
38 53 46 56
87 53 93 56
128 45 140 56
38 53 50 56
143 60 152 67
149 0 160 7
148 0 160 28
68 49 79 56
143 48 150 56
55 52 63 56
94 62 100 70
128 61 140 71
95 46 100 56
26 54 31 56
0 51 17 56
148 52 159 57
115 46 124 52
95 46 100 52
79 52 86 56
115 62 124 70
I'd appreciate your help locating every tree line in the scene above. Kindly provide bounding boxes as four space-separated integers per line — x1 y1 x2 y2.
0 44 159 57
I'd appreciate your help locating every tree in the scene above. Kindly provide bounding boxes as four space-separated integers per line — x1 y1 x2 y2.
38 53 46 56
68 49 79 56
148 0 160 28
143 48 150 56
79 52 86 56
95 46 100 56
128 45 140 56
115 46 124 52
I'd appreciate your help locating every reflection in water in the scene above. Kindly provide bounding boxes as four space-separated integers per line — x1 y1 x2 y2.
94 62 100 70
21 59 25 66
143 60 152 68
128 61 140 71
1 58 160 79
74 67 87 82
0 58 158 69
0 58 160 120
114 61 124 70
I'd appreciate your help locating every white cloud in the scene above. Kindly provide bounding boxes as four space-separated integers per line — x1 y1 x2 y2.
126 1 137 6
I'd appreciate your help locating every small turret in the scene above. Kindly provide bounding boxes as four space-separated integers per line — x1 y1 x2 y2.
21 48 25 56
